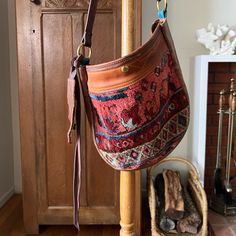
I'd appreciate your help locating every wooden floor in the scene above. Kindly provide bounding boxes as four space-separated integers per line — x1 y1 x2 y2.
0 195 151 236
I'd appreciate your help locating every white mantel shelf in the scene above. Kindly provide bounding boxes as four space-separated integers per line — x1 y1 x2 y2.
189 55 236 185
195 55 236 62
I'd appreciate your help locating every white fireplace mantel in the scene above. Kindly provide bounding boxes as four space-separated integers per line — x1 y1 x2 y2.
189 55 236 184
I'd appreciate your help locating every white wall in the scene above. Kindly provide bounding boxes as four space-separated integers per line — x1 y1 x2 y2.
0 0 15 206
142 0 236 160
8 0 22 193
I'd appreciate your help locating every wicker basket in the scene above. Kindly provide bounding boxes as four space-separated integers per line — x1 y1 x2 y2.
147 157 208 236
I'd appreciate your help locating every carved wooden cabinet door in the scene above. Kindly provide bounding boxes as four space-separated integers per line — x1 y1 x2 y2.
16 0 141 234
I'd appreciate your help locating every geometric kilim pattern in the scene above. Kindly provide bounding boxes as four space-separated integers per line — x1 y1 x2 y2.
98 106 189 170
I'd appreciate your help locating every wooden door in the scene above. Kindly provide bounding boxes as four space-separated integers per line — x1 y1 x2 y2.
16 0 141 234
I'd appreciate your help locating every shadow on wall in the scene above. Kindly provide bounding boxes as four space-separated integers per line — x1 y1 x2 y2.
0 0 15 207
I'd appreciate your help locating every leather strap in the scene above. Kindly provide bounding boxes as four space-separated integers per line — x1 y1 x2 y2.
73 140 81 230
81 0 99 47
67 55 93 230
67 57 83 230
68 0 99 228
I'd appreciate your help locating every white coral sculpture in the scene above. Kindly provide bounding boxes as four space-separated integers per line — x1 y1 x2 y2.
196 23 236 55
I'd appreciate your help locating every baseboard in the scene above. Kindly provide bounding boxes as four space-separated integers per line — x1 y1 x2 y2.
0 186 15 208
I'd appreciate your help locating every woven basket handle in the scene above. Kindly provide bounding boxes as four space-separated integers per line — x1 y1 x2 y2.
148 156 200 181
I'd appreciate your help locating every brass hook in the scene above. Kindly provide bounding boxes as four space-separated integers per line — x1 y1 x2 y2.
76 43 92 59
157 0 167 19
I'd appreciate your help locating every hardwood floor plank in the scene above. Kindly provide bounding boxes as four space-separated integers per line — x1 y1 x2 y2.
0 194 21 226
0 195 138 236
0 195 151 235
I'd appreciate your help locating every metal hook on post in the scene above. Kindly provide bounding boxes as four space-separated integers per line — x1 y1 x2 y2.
156 0 167 19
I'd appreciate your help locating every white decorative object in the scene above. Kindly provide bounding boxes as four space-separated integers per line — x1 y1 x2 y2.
196 23 236 55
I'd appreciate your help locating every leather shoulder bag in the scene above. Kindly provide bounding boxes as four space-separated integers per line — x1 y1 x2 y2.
67 0 190 228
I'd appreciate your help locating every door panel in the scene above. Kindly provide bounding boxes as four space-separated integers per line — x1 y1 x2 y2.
43 14 74 206
39 1 120 218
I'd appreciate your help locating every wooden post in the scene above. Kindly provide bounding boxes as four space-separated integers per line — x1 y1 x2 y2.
120 171 135 236
122 0 135 55
120 0 135 235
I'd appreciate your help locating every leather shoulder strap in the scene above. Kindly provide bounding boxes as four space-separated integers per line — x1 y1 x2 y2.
81 0 99 47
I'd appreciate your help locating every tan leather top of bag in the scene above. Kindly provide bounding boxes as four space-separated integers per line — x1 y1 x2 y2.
86 20 169 93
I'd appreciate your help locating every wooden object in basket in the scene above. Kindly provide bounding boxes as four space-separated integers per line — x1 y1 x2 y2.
155 174 175 233
163 169 184 220
147 157 208 236
177 187 201 234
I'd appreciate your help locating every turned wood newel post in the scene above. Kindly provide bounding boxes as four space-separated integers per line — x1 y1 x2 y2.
122 0 135 55
120 0 135 235
120 171 135 236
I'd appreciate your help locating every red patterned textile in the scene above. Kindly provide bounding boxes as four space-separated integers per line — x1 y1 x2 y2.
89 51 190 170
